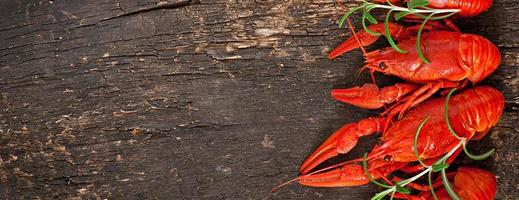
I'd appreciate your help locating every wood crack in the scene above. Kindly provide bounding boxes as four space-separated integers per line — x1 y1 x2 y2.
68 0 199 31
101 0 198 22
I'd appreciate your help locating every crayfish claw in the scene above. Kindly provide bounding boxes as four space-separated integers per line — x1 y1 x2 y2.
332 83 419 110
329 23 406 59
300 117 386 174
298 164 369 187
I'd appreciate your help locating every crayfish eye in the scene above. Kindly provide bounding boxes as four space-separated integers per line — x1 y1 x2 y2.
383 155 391 161
379 62 387 70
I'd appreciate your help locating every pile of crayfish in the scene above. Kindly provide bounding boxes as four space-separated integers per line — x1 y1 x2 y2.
273 0 504 199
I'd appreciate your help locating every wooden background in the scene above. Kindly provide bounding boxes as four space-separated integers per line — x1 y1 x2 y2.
0 0 517 199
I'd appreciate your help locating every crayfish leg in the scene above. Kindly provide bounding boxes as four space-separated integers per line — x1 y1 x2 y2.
440 79 471 96
399 148 463 174
384 81 458 119
443 18 461 32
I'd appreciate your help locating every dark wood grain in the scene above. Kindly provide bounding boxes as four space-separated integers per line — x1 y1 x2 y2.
0 0 517 199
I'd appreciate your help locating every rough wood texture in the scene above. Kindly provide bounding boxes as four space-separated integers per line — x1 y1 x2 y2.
0 0 517 199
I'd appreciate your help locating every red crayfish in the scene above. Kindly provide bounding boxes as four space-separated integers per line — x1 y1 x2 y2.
329 23 501 118
298 86 504 191
395 167 497 200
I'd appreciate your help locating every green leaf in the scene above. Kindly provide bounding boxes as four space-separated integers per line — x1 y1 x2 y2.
371 189 394 200
395 183 411 194
365 12 378 24
362 12 382 36
463 144 495 160
414 12 457 20
339 14 347 28
431 12 457 20
360 4 381 36
338 5 364 28
407 0 429 9
385 10 407 53
432 163 449 172
441 169 461 200
444 88 463 140
394 11 411 21
362 153 392 189
428 12 457 20
431 140 463 166
428 171 439 200
414 116 431 168
365 3 377 11
416 13 434 64
390 190 396 200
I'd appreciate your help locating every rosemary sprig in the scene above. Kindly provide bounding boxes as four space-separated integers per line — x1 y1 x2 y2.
337 0 460 63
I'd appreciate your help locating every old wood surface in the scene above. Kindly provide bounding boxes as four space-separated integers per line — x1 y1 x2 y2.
0 0 517 199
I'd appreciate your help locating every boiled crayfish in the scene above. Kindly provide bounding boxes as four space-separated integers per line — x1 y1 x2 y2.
299 86 504 190
394 167 497 200
329 23 501 118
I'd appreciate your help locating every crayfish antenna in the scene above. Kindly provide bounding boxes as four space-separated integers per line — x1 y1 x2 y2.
358 64 381 87
335 0 378 87
327 16 375 58
369 69 378 86
336 0 368 55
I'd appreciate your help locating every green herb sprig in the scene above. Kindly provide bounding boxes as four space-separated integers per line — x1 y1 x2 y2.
362 88 495 200
338 0 459 64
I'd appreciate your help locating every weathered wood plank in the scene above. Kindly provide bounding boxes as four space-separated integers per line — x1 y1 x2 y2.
0 0 517 199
